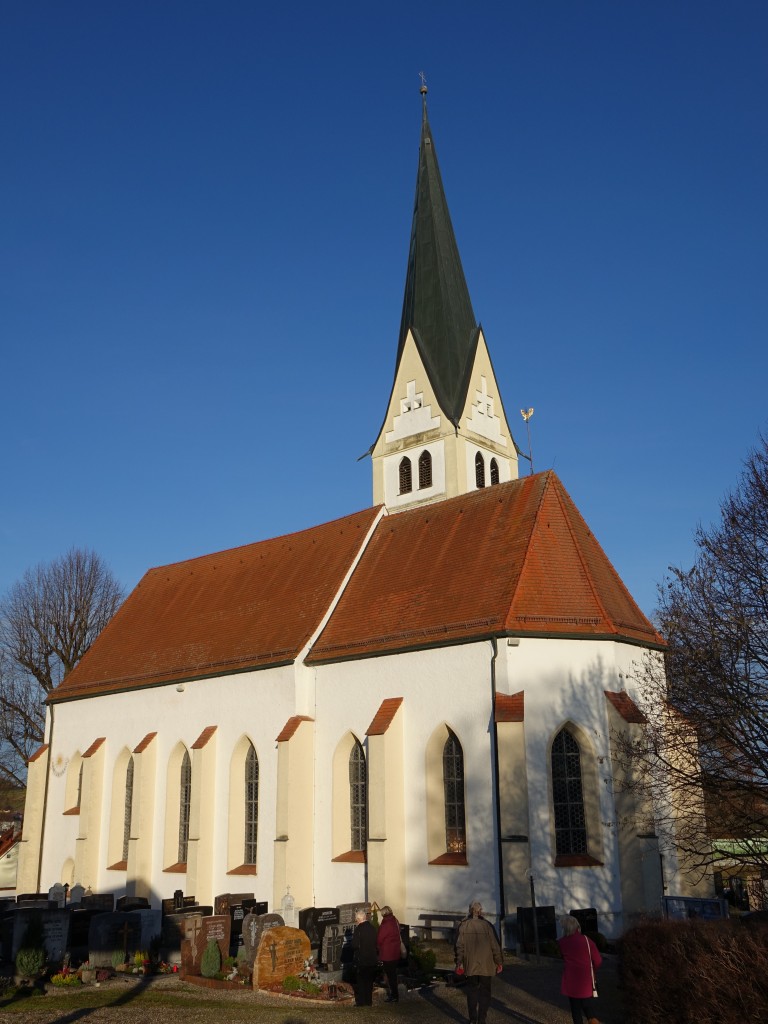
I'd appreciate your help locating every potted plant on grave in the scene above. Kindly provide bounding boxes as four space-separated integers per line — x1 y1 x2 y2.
79 961 96 984
14 918 47 987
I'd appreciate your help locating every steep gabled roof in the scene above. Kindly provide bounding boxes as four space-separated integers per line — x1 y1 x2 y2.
395 90 478 423
308 472 662 663
51 506 381 700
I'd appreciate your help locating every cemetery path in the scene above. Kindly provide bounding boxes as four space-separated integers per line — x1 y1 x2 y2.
0 956 625 1024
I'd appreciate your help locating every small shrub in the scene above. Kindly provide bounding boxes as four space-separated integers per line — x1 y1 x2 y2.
407 938 436 978
200 939 221 979
15 946 46 979
283 974 302 991
300 979 321 994
50 972 82 987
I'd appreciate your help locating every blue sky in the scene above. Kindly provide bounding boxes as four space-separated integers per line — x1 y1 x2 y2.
2 1 766 619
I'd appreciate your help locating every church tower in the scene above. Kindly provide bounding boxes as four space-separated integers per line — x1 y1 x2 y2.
371 85 520 510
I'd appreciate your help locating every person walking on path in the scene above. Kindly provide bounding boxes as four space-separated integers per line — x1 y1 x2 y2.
377 905 403 1002
454 901 503 1024
557 914 602 1024
352 908 379 1006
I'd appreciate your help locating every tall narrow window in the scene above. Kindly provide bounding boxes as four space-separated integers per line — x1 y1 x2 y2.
490 458 499 485
551 729 587 855
418 450 432 489
443 732 466 854
349 741 367 852
244 744 259 865
76 762 83 809
178 750 192 864
399 457 412 494
122 756 134 862
475 452 485 488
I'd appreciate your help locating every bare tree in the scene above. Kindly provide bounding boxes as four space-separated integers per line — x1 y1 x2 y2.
0 548 124 787
618 436 768 879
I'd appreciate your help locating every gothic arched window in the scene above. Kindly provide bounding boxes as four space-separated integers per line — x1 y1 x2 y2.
475 452 485 488
551 728 587 855
418 450 432 489
122 756 134 862
178 750 192 864
399 457 413 494
349 740 367 852
244 744 259 865
443 731 466 854
490 458 499 485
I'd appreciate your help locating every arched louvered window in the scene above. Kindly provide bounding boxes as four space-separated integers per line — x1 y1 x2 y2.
552 729 588 855
349 741 367 851
475 452 485 488
443 732 466 854
490 458 499 485
399 457 412 494
418 450 432 489
178 750 192 864
244 744 259 865
122 756 134 862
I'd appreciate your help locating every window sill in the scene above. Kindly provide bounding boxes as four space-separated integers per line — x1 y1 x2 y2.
332 850 366 863
554 854 604 867
227 864 257 875
429 852 468 866
63 807 81 816
163 862 188 873
107 860 127 871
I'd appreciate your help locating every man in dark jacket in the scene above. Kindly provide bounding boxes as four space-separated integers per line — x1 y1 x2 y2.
455 901 503 1024
352 908 379 1005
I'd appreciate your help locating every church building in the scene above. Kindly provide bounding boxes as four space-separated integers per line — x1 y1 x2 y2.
18 89 701 938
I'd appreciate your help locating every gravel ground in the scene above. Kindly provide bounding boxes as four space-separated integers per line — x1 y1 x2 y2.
0 955 625 1024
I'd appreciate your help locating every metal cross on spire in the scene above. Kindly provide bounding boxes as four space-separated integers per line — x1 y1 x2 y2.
419 70 427 94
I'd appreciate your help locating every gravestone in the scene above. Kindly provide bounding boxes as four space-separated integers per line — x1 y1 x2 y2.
88 911 142 968
300 906 340 963
161 894 196 918
280 887 297 927
183 914 232 976
69 884 85 904
337 901 368 931
48 883 66 908
570 907 598 936
228 899 264 953
516 905 557 951
241 911 284 966
69 908 101 959
321 920 345 970
164 911 205 966
252 925 310 990
213 892 254 917
116 895 150 912
81 893 114 913
16 893 53 909
12 908 70 962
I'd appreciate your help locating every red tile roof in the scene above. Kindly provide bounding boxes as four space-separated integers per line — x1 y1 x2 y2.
28 744 48 764
48 474 660 701
309 473 662 662
367 698 403 735
276 716 313 742
495 692 524 723
51 506 381 700
82 737 105 758
604 690 646 724
133 732 157 754
192 726 217 749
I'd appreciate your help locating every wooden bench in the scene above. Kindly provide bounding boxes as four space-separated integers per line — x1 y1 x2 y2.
415 913 466 943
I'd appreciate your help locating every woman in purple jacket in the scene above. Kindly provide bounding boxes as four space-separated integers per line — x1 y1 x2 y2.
557 915 602 1024
376 906 403 1002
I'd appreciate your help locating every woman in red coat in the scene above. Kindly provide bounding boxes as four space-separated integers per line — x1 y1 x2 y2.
376 905 403 1002
557 915 602 1024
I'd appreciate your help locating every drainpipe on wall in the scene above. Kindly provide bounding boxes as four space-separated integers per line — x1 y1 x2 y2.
37 699 55 894
489 638 506 928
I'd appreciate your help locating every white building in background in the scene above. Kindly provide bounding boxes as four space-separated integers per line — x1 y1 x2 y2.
18 89 707 938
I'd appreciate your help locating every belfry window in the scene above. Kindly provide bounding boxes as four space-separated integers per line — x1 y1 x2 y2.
552 729 588 855
475 452 485 488
122 756 134 862
178 750 192 864
399 457 413 494
244 744 259 865
349 740 367 852
418 450 432 489
443 731 466 854
490 458 499 485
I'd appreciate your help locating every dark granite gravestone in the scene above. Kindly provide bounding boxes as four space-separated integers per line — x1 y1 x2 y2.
162 910 207 963
116 895 150 912
300 906 340 960
228 899 264 953
252 925 310 990
321 920 345 970
68 908 101 959
570 907 598 936
16 893 53 909
12 908 70 962
241 911 284 966
161 894 196 917
516 905 557 951
81 893 115 913
88 911 142 968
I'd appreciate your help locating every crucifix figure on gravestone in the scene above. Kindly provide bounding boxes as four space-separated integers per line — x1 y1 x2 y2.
269 939 277 971
119 919 132 964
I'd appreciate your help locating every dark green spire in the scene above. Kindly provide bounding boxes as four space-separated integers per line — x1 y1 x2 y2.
397 86 479 424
